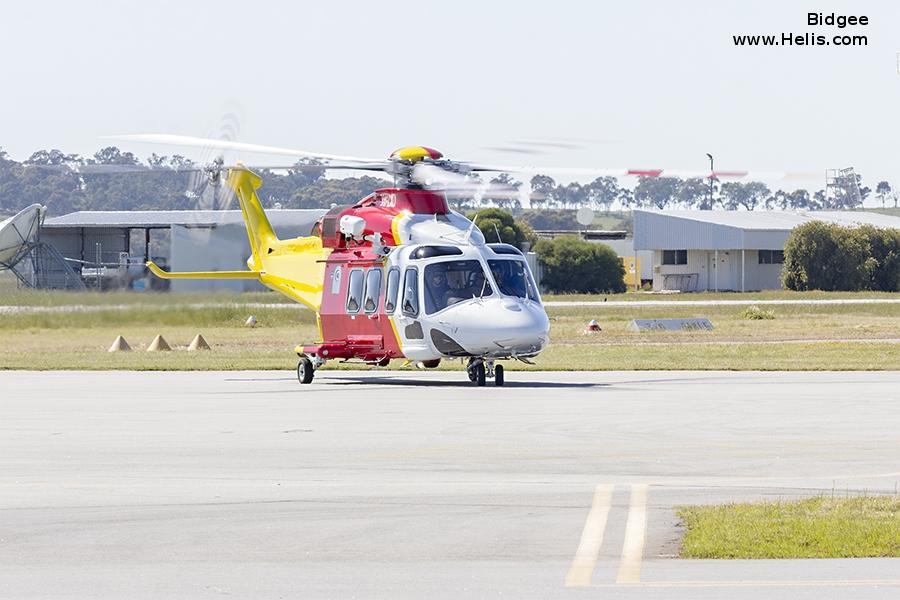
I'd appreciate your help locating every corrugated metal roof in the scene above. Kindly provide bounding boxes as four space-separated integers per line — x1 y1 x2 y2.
634 209 900 251
43 209 327 229
636 209 900 231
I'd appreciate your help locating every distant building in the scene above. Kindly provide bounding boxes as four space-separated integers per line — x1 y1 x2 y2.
634 210 900 292
41 209 325 292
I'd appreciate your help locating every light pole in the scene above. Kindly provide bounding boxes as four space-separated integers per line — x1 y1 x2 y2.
705 153 714 210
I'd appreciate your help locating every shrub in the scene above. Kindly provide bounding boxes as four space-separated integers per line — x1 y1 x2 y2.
741 305 775 320
860 225 900 292
782 221 881 291
533 235 626 294
466 207 536 250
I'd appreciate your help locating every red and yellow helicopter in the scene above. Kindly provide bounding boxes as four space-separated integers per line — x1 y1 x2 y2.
128 139 551 386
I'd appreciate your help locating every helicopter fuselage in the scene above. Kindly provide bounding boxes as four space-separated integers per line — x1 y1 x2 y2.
300 188 550 369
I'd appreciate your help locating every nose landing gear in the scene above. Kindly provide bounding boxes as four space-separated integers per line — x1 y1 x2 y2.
466 358 505 387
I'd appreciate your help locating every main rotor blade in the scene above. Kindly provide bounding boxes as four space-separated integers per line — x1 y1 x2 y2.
458 163 820 181
102 133 383 164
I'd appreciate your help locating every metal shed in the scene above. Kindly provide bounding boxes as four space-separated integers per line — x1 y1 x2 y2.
633 210 900 292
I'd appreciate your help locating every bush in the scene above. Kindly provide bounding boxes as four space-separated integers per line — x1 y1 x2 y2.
533 235 626 294
861 225 900 292
466 207 536 250
741 305 775 320
781 221 898 291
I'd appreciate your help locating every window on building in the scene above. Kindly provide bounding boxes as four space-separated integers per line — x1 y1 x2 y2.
662 250 688 265
363 268 382 313
758 250 785 264
401 267 419 317
346 269 364 313
384 268 400 313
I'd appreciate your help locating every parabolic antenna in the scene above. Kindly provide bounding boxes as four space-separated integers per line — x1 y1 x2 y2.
576 206 595 227
0 204 44 266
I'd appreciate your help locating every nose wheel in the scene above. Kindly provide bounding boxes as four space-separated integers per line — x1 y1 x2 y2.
467 359 504 386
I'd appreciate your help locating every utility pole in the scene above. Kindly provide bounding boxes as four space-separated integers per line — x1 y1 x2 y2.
705 153 714 210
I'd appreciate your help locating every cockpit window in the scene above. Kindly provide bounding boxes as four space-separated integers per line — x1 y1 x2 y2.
424 260 493 314
488 259 537 300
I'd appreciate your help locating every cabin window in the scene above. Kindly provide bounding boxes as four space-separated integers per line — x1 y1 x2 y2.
662 250 688 265
401 267 419 317
346 268 364 313
330 266 342 294
488 259 536 301
758 249 785 264
384 268 400 313
363 268 382 313
424 260 493 314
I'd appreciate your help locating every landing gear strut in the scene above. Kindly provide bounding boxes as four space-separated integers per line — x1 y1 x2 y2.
467 358 504 387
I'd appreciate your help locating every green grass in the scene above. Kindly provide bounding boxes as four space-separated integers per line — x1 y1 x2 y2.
678 496 900 559
1 274 898 371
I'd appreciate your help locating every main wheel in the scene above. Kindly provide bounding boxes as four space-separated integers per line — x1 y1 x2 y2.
494 364 504 386
297 357 314 384
473 362 486 386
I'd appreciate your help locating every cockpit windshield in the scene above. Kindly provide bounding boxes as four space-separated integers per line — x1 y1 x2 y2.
488 259 538 301
424 260 493 314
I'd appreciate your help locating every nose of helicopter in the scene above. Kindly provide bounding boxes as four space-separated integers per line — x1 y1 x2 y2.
429 297 550 357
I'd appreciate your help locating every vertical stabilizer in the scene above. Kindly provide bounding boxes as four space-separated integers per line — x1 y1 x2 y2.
227 168 277 270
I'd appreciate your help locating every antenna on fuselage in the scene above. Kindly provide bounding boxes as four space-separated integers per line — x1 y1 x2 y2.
466 214 479 245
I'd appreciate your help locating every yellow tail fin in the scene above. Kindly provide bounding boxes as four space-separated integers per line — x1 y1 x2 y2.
228 168 332 310
147 168 332 310
228 168 278 271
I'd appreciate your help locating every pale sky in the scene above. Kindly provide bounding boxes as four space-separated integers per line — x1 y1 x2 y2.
2 0 899 198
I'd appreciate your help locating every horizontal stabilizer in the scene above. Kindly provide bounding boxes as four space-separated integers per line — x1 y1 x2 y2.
146 260 261 280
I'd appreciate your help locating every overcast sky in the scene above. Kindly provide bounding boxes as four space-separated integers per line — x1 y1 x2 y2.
2 0 898 196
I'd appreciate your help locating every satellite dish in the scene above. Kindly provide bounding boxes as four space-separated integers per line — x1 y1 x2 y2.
0 204 43 266
576 206 594 227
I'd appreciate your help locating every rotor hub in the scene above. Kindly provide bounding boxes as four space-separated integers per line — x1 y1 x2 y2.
389 146 443 163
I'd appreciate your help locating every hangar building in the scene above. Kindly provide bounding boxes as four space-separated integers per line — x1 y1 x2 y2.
634 209 900 292
41 209 325 292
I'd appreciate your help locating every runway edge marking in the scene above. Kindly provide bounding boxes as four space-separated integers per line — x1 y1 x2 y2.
616 483 649 584
564 483 614 587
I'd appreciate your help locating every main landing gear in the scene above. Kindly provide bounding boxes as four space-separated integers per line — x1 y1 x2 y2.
296 354 324 384
467 358 504 387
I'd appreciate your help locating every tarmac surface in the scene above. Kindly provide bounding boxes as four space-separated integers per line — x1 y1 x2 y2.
1 370 898 599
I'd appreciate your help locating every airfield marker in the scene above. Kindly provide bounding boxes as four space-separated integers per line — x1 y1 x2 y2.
565 483 614 587
616 484 649 584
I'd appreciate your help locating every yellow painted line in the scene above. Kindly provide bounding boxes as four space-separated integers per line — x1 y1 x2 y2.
595 579 900 588
616 483 649 584
564 484 614 587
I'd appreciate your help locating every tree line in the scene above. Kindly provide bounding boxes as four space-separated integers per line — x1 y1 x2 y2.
1 146 895 216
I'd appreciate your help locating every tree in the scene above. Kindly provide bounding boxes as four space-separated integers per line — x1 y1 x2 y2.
633 176 680 209
782 221 876 291
876 181 892 208
553 182 589 209
720 181 770 211
529 174 555 209
587 176 620 212
533 235 626 293
465 207 536 250
860 225 900 292
485 173 522 212
675 178 708 209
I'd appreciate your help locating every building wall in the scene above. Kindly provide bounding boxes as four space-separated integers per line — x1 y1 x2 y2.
596 239 654 280
651 249 783 291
